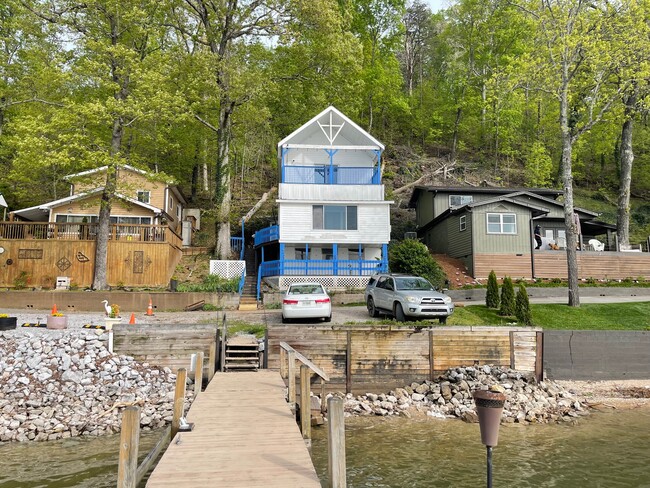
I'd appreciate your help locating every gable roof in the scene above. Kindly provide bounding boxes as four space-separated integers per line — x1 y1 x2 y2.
11 188 164 222
277 106 385 154
408 185 564 208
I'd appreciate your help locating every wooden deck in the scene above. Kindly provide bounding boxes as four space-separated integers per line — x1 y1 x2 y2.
145 371 322 487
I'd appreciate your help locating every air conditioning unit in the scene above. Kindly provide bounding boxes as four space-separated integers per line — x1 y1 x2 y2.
404 232 418 240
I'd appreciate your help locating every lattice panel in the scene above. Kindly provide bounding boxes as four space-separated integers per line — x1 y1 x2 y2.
209 260 245 279
278 275 371 291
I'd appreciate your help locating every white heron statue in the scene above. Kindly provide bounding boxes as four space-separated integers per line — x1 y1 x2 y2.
101 300 111 316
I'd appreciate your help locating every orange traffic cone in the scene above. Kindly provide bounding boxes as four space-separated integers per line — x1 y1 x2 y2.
146 297 154 316
51 304 58 315
129 313 136 325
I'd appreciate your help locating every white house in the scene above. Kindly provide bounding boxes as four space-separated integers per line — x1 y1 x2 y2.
255 106 392 291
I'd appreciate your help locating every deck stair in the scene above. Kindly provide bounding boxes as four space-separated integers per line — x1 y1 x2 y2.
224 334 260 371
238 247 259 311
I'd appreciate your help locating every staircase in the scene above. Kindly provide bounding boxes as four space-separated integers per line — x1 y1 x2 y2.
238 247 259 311
223 335 260 371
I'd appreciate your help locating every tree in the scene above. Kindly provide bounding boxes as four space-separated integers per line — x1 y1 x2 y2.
499 276 515 316
486 270 500 308
515 284 532 326
389 238 446 289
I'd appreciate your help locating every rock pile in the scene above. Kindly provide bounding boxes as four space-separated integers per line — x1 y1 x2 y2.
0 330 193 443
339 365 587 423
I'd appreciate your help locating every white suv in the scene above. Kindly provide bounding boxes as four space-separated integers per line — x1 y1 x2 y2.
364 274 454 323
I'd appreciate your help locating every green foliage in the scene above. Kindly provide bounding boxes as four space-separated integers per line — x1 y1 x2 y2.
13 271 29 290
499 276 515 316
388 239 447 289
524 141 553 187
177 275 239 293
515 284 532 326
486 270 500 308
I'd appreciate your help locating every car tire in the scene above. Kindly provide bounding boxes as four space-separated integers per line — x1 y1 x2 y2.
324 315 332 323
439 316 447 324
367 297 379 318
282 315 289 324
394 303 406 322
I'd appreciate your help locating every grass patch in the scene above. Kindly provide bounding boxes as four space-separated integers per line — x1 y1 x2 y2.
452 303 650 330
227 320 266 338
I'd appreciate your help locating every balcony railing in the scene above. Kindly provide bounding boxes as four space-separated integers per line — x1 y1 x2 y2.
282 165 380 185
254 225 279 247
259 259 387 278
0 221 178 245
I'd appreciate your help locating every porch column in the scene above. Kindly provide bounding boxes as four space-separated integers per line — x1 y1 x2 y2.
333 244 338 275
279 243 284 275
325 149 338 184
359 243 363 275
382 243 388 272
373 149 382 184
305 244 309 275
281 147 289 183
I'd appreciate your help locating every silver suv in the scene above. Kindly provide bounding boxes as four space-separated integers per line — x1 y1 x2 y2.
364 273 454 323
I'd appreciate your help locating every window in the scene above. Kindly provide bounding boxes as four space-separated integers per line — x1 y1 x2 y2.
322 248 334 260
137 191 150 204
168 196 173 210
449 195 473 207
459 215 467 232
295 248 307 259
487 213 516 234
313 205 358 230
176 205 181 221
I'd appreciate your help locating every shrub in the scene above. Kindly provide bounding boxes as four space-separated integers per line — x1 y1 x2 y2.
499 276 516 316
486 270 500 309
515 284 532 326
388 239 447 289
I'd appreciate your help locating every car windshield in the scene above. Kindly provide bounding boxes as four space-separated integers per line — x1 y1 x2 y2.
394 277 435 291
288 284 325 295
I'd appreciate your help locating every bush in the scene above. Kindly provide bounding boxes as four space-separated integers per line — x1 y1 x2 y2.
177 275 239 293
388 239 447 289
515 284 532 326
499 276 516 316
486 270 500 308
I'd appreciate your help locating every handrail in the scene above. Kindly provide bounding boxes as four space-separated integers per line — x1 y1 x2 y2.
280 341 330 382
238 268 246 295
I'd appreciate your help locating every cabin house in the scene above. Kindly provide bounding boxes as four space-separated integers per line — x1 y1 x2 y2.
254 106 391 293
408 186 650 281
0 165 190 288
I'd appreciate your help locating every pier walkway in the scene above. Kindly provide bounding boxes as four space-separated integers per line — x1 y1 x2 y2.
146 370 322 487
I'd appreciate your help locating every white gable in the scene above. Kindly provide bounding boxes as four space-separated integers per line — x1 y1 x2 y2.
278 106 385 153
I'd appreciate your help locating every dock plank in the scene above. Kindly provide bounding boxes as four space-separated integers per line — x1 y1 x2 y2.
146 371 322 487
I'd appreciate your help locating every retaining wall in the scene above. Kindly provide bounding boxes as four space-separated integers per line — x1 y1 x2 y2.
543 330 650 380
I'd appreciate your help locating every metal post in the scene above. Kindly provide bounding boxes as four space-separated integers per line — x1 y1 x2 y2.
487 446 493 488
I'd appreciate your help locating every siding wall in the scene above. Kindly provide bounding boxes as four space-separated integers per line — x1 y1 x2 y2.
534 251 650 280
474 254 533 279
279 202 390 244
471 203 532 254
279 184 384 201
283 147 375 166
416 191 434 227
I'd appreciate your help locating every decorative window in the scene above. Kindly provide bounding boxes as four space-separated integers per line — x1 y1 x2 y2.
487 213 516 234
137 191 150 204
449 195 473 207
313 205 358 230
459 215 467 232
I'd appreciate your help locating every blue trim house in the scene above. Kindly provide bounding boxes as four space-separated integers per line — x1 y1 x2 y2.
255 106 392 294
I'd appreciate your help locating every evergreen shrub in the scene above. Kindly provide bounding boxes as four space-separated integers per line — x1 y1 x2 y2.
499 276 515 316
515 284 532 326
486 270 500 308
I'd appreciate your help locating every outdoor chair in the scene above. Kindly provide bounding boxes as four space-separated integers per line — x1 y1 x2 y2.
588 239 605 251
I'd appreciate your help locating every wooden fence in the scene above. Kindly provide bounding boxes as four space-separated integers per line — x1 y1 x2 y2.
267 325 541 394
112 323 220 376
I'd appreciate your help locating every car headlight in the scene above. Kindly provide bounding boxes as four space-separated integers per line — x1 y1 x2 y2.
443 296 452 304
406 296 420 304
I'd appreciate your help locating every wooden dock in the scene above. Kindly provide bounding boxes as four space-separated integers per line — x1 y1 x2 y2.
145 370 322 487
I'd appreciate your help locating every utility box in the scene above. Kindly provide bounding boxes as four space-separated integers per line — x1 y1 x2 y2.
56 277 70 290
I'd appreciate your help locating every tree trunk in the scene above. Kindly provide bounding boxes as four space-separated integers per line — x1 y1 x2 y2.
451 107 462 162
214 99 234 259
559 79 579 307
617 88 637 248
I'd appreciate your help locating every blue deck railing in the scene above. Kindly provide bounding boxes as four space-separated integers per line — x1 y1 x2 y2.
238 268 246 295
282 165 380 185
254 225 279 247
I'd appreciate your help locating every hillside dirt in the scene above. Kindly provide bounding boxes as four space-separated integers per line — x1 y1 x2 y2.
431 254 479 289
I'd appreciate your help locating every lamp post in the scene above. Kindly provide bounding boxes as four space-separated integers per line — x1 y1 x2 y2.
473 389 506 488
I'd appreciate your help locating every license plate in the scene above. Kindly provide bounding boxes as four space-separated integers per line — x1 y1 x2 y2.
300 301 314 306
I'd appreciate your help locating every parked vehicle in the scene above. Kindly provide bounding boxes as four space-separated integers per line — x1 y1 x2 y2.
364 273 454 323
282 282 332 323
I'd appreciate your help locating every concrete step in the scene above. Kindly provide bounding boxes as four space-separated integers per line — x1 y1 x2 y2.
238 303 258 311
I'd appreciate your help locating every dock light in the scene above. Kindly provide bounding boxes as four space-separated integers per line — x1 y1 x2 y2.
473 388 506 488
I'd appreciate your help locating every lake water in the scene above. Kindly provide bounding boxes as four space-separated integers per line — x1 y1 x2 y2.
1 409 649 487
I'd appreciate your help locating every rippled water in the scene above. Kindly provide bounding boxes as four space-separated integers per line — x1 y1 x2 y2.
0 431 160 488
310 409 650 488
2 410 650 487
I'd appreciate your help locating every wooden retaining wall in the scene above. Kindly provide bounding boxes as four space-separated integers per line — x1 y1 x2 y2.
112 323 220 374
0 238 182 288
267 325 540 393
